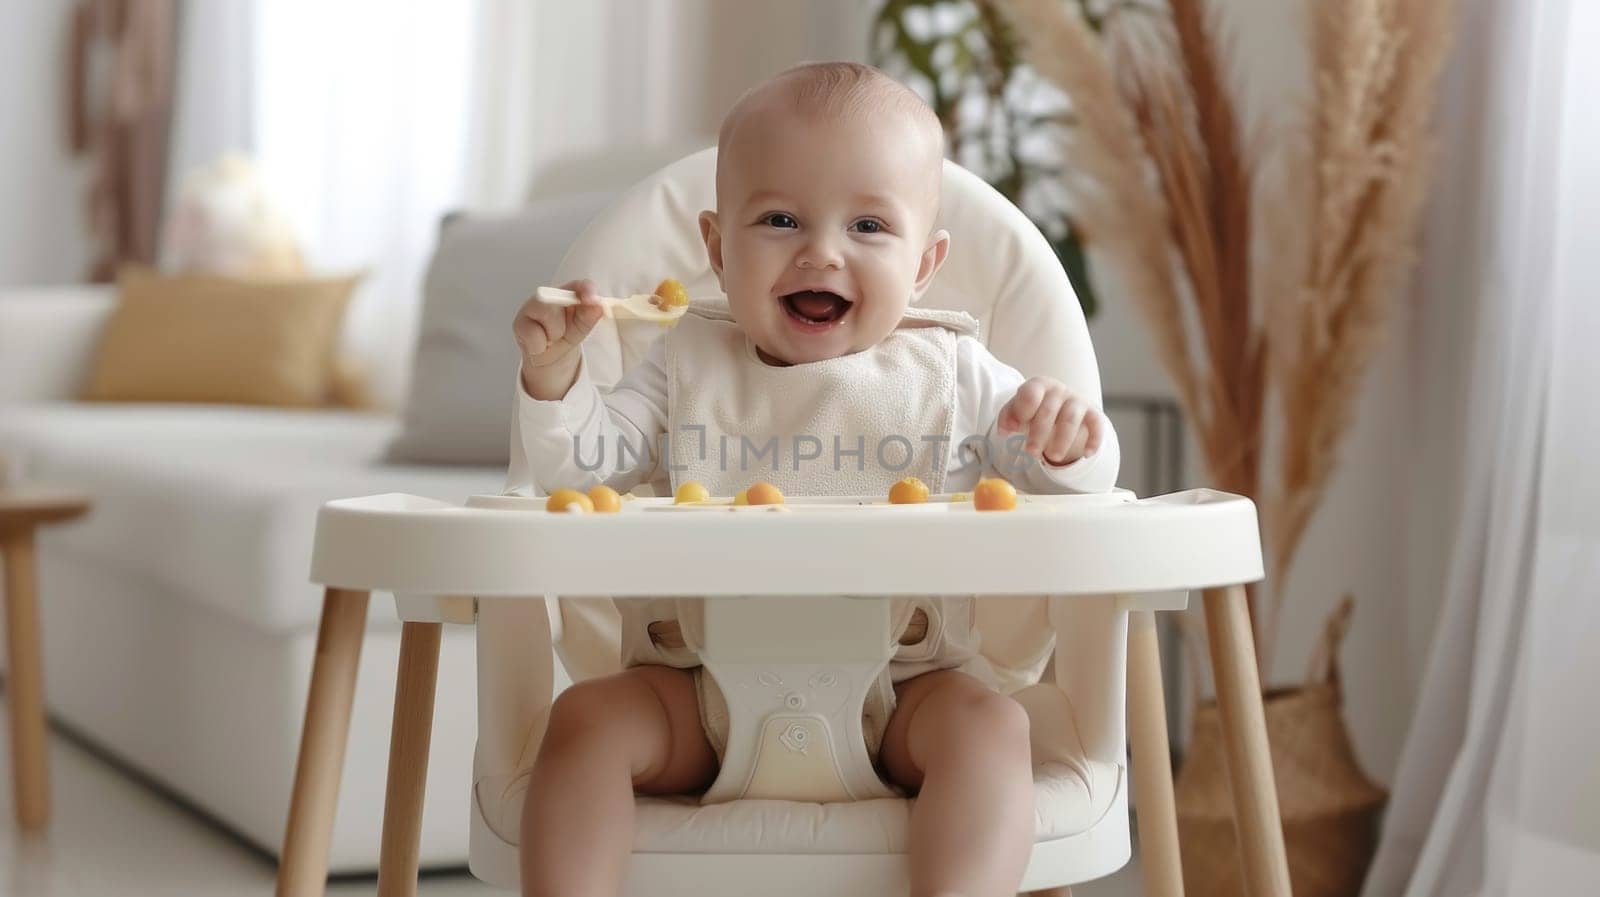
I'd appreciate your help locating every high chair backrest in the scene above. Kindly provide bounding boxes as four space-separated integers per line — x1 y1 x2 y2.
542 146 1112 697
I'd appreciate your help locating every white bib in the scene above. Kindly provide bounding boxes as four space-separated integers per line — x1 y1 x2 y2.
662 301 976 497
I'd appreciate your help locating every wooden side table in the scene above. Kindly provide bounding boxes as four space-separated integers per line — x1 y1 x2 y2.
1 486 90 832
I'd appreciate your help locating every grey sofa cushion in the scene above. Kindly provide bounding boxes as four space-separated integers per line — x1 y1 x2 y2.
387 191 617 465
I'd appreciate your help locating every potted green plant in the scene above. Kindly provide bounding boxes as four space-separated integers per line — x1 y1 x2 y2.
872 0 1106 317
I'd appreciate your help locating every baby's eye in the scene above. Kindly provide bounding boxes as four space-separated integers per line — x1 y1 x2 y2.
763 212 798 229
850 218 886 234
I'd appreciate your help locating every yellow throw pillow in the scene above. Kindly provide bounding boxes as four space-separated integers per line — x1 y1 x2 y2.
84 267 361 407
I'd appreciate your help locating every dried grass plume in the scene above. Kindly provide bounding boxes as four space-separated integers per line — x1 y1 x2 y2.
992 0 1457 672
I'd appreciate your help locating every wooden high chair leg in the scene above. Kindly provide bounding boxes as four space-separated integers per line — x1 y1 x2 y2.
376 620 442 897
276 587 370 897
1201 585 1291 897
1128 611 1183 897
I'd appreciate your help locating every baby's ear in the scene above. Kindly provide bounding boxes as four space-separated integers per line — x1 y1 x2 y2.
699 210 725 287
911 228 951 303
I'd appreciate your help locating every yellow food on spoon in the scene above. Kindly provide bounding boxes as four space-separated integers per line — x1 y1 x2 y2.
653 278 689 309
588 485 622 513
546 489 594 513
888 476 929 504
674 481 710 504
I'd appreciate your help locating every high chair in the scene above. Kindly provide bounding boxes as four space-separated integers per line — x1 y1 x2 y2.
273 149 1291 897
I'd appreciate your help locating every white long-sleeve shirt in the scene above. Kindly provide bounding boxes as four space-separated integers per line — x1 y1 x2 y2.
506 335 1120 498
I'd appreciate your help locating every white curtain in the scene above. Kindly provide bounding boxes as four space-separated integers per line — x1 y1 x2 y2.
166 0 477 410
1362 0 1600 893
468 0 871 205
251 0 478 410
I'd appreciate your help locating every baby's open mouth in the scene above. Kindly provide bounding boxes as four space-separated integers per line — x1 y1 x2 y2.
781 290 853 325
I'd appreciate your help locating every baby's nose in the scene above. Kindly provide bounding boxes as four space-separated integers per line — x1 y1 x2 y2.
796 235 844 270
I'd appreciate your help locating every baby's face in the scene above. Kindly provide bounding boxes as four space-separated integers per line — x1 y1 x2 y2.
701 110 948 365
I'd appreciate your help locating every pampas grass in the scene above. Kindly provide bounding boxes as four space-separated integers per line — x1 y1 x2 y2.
992 0 1456 674
991 0 1206 431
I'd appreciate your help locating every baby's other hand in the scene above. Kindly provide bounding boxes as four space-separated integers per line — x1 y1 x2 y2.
514 279 605 399
997 377 1106 466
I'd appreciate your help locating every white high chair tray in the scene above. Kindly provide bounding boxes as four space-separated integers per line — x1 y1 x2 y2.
308 487 1263 597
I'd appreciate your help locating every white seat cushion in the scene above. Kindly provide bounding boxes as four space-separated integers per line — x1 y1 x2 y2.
479 759 1119 854
467 758 1126 892
630 760 1122 854
0 402 503 632
467 754 1126 895
476 682 1120 853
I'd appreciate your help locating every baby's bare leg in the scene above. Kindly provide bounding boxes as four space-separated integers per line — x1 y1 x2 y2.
519 665 717 897
880 670 1036 897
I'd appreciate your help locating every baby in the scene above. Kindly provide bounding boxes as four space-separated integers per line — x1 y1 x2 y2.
509 62 1118 897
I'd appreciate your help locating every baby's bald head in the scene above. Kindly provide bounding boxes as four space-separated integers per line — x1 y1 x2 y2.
716 62 945 213
718 62 944 154
699 63 954 364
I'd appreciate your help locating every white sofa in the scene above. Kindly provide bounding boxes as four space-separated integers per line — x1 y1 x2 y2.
0 187 621 871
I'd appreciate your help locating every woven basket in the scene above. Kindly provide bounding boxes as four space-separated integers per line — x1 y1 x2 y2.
1175 596 1387 897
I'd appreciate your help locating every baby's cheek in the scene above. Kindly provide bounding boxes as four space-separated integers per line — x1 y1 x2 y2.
721 261 761 302
860 275 912 328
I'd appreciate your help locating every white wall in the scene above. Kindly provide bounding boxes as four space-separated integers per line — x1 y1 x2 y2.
0 2 92 285
489 0 871 207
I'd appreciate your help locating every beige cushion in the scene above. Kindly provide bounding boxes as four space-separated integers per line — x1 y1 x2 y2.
84 267 359 407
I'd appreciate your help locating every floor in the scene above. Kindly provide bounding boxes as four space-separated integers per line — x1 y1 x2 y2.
0 694 1144 896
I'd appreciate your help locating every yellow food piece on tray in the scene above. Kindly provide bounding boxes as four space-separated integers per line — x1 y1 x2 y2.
653 278 689 309
745 481 785 505
888 476 929 504
950 492 971 503
973 479 1017 512
674 481 710 504
588 485 622 513
546 489 594 514
733 489 750 506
